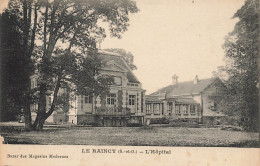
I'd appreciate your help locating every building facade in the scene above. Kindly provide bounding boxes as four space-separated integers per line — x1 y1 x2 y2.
68 51 146 126
30 51 146 126
145 75 225 124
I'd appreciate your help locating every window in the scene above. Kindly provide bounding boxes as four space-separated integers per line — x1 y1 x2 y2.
127 83 138 87
175 105 181 114
214 102 217 111
107 93 116 105
154 104 160 114
81 96 83 109
48 96 52 107
84 95 93 104
167 102 172 111
146 104 151 113
146 104 150 110
183 105 189 114
31 79 37 89
190 105 196 113
31 104 38 112
31 80 35 89
129 95 135 105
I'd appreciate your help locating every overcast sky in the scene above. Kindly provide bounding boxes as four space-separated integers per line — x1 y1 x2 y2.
101 0 244 94
0 0 245 94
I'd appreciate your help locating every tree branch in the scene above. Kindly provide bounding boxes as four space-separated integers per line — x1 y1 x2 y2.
45 72 62 118
52 4 75 37
22 0 28 49
27 0 33 33
29 3 38 56
49 0 60 44
54 10 96 42
54 24 71 41
43 0 49 58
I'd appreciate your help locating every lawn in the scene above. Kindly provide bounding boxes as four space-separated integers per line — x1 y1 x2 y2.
0 124 259 147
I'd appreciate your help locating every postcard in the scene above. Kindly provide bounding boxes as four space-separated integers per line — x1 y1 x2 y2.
0 0 259 165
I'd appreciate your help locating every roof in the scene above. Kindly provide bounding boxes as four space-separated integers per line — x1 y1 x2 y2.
97 51 140 83
175 98 199 105
146 95 199 104
149 77 220 98
145 95 164 103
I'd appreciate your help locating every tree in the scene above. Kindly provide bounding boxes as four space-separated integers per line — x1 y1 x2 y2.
103 48 137 70
214 0 259 131
1 0 42 129
2 0 139 130
0 7 28 121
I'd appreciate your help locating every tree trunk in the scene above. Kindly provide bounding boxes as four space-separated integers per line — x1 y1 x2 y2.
23 66 33 130
33 112 46 131
21 0 35 131
32 74 62 131
32 84 47 131
24 99 32 131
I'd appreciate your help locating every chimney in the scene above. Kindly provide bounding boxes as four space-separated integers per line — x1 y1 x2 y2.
172 74 178 85
194 75 199 84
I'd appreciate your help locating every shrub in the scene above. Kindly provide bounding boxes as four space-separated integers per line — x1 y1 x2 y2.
220 125 243 131
150 118 169 124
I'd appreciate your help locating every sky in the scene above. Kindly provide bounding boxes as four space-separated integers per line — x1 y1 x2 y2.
101 0 245 94
0 0 245 94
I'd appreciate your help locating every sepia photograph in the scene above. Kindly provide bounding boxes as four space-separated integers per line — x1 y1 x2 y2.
0 0 259 165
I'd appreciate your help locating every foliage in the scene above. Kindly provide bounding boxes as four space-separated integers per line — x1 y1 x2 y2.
103 48 137 70
0 9 28 121
150 118 169 124
2 0 139 130
214 0 259 131
69 50 114 97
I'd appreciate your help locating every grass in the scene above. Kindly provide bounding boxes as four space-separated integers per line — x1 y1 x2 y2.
0 125 259 147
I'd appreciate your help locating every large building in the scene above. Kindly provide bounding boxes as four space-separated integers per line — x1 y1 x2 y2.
145 75 225 124
30 51 146 126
